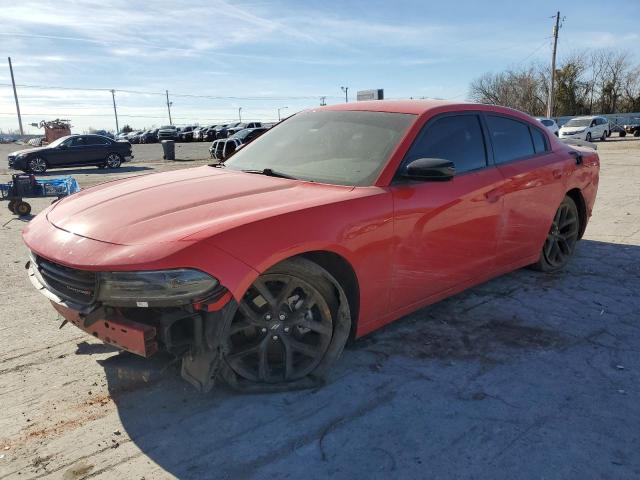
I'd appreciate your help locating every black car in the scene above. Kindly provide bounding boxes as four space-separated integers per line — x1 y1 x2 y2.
7 134 133 174
178 125 198 142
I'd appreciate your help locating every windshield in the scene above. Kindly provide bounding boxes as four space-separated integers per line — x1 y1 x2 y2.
48 136 72 147
565 118 591 127
224 110 415 186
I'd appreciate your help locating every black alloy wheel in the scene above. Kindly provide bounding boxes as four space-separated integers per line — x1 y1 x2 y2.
222 258 350 388
27 157 47 174
534 196 580 272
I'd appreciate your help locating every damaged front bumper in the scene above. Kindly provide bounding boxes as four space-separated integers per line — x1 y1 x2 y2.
27 257 235 392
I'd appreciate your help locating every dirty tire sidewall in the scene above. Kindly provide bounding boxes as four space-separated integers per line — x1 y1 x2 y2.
219 257 351 392
531 196 579 273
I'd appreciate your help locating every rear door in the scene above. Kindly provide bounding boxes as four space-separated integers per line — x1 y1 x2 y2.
388 112 504 311
485 114 567 269
86 135 110 161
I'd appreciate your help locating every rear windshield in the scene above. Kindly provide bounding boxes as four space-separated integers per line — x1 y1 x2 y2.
224 110 415 186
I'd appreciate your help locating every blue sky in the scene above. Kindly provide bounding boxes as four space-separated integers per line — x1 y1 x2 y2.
1 0 638 133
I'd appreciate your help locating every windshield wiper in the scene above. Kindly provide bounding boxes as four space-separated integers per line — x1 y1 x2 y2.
241 168 298 180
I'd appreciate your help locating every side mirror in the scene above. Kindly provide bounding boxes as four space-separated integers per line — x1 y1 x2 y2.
402 158 455 181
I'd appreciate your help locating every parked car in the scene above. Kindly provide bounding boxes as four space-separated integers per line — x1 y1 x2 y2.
620 117 640 137
115 132 129 141
194 125 217 141
92 130 114 139
227 122 262 136
210 127 268 160
178 125 198 142
536 117 559 136
559 116 609 142
22 101 599 392
203 125 221 141
213 123 236 139
8 134 133 173
139 129 159 143
126 131 144 144
157 125 178 141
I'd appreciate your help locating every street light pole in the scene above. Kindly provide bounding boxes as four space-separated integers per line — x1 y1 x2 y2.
8 57 24 135
277 106 288 121
166 90 173 125
340 86 349 103
238 107 242 122
110 89 119 133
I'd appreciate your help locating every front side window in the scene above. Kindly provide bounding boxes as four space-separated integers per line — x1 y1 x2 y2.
70 136 87 146
225 110 415 186
402 114 487 174
486 115 535 164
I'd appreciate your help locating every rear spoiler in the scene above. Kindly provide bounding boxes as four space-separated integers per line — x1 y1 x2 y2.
559 138 597 150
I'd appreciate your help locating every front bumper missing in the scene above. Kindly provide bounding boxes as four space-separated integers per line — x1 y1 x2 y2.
52 302 158 357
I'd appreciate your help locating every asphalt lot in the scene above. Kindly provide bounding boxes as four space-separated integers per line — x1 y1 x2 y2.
0 137 639 479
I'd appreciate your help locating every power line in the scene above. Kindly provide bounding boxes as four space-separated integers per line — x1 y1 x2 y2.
0 82 341 101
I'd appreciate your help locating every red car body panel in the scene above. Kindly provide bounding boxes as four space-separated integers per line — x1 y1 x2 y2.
23 101 600 339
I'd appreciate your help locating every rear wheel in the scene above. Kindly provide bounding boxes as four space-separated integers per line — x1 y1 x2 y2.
634 130 640 137
27 157 47 174
619 130 626 137
221 258 350 389
533 196 580 272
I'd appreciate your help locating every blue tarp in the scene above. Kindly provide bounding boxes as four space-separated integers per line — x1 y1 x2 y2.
0 176 80 198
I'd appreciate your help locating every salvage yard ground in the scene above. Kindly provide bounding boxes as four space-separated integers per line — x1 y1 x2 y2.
0 138 639 479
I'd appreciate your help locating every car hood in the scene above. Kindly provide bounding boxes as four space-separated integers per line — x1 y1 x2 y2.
9 146 46 156
46 166 354 245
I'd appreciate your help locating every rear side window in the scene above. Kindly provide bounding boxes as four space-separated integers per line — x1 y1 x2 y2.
486 115 535 164
530 127 548 154
404 114 487 174
87 136 109 145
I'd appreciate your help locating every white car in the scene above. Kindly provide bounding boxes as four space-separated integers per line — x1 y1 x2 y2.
559 116 610 142
536 117 559 136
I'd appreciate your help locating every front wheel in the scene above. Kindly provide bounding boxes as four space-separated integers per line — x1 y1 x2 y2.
221 258 350 390
105 153 122 168
27 157 47 174
586 132 592 142
532 196 580 272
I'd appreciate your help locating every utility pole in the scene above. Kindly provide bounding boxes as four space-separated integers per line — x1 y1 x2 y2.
277 106 288 121
320 96 327 106
166 90 173 125
546 11 561 118
238 107 242 122
8 57 24 135
110 89 119 133
341 86 349 103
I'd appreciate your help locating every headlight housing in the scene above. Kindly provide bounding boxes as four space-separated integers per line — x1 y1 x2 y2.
97 269 219 307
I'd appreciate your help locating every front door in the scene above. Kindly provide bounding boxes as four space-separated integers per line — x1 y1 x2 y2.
389 113 504 312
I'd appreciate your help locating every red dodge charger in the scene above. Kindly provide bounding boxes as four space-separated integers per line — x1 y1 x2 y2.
23 100 599 392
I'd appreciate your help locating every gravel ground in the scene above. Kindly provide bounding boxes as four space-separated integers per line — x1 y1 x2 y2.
0 137 639 480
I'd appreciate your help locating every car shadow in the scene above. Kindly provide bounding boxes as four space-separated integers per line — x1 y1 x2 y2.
96 239 640 479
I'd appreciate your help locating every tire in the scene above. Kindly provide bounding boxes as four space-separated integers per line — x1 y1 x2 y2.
620 131 627 137
634 130 640 137
585 132 592 142
600 130 606 141
220 257 351 391
8 200 17 213
532 196 580 273
15 201 32 216
27 156 47 174
105 153 122 168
